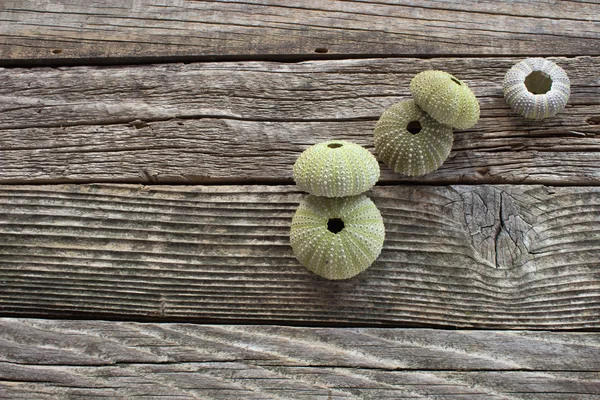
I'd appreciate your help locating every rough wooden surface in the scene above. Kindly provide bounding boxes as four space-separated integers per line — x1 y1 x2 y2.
0 56 598 185
1 319 600 399
2 1 600 396
1 0 599 66
1 184 599 329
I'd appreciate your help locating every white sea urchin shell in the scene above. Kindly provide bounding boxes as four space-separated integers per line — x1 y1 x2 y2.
503 58 570 120
290 194 385 280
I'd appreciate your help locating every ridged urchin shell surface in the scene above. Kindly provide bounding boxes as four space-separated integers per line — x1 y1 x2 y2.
373 100 454 177
410 70 480 129
290 195 385 280
503 58 570 120
293 140 380 197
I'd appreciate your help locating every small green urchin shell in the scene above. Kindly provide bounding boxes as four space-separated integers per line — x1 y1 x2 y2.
373 100 454 177
503 58 570 120
293 140 380 197
410 70 480 129
290 194 385 280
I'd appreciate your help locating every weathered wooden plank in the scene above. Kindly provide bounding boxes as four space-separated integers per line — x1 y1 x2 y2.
1 184 599 328
1 319 599 399
0 56 598 185
0 0 599 65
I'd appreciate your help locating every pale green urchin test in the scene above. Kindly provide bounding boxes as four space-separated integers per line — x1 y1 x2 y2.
374 100 453 176
503 58 570 120
410 70 480 129
293 140 380 197
290 194 385 280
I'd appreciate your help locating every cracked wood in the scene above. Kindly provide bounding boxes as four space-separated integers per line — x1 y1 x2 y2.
0 0 599 65
1 319 600 399
0 56 599 185
0 184 599 328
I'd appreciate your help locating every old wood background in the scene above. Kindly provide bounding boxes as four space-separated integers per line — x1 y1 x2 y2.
1 1 599 398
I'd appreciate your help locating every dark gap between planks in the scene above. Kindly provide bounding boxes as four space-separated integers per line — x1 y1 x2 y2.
1 313 599 332
0 52 592 69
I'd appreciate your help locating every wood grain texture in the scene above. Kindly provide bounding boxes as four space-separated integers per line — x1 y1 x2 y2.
1 0 599 65
1 184 599 329
0 56 599 185
1 319 600 399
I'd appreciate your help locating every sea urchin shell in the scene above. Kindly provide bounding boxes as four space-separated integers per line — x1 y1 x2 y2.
503 58 570 120
293 140 380 197
410 70 480 129
290 194 385 280
374 100 454 177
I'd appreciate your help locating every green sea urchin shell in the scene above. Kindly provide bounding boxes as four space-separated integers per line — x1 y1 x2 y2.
410 70 480 129
373 100 453 177
290 194 385 280
503 58 570 120
293 140 380 197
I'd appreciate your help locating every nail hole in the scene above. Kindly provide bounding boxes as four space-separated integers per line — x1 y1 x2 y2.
327 143 343 148
407 121 422 135
131 121 148 129
586 116 600 125
52 49 63 54
451 77 462 85
327 218 345 234
314 48 329 54
525 71 552 95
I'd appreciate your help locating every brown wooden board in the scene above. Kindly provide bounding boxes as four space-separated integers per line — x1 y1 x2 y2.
0 57 598 185
1 0 599 66
1 319 600 399
1 184 599 329
1 0 600 396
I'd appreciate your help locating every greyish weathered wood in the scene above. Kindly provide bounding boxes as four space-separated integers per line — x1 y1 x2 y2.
0 57 598 185
0 0 599 65
1 319 600 399
0 184 599 329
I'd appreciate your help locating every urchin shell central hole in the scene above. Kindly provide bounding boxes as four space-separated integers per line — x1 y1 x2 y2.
407 120 422 135
524 71 552 95
327 218 345 234
327 143 343 148
451 77 462 85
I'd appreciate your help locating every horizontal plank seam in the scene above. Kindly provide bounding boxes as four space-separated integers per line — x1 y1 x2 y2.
0 115 376 132
3 180 600 187
0 53 596 69
0 315 599 332
1 360 598 373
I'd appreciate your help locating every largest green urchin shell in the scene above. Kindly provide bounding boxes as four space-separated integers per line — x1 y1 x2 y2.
503 58 570 120
293 140 380 197
290 194 385 280
410 70 480 129
374 100 454 177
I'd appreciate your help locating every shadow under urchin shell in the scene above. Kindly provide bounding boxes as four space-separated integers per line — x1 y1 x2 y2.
373 100 453 177
410 70 480 129
293 140 380 197
290 194 385 280
503 58 570 120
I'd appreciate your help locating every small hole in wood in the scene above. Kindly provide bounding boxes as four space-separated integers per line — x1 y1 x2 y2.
451 77 462 85
407 121 422 135
327 143 343 148
327 218 345 234
314 48 329 54
586 116 600 125
52 49 63 54
525 71 552 95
